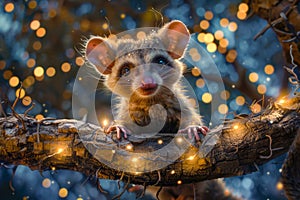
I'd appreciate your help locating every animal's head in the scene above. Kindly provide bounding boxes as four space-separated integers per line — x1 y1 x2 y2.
85 20 190 98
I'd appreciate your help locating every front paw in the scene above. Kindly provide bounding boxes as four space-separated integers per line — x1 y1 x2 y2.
105 124 131 140
178 125 209 141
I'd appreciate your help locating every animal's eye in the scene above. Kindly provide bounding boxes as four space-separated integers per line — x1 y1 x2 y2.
119 63 133 77
152 56 169 66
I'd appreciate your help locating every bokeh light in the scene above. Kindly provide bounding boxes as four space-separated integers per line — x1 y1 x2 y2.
191 67 201 76
16 88 25 99
58 188 68 198
34 66 44 77
9 76 20 87
30 20 41 30
61 62 71 72
200 20 210 30
228 22 238 32
46 67 56 77
264 64 275 75
218 104 229 114
202 92 212 103
4 3 14 13
236 96 245 106
42 178 51 188
22 96 32 106
257 84 267 94
220 18 229 27
249 72 259 83
36 27 46 38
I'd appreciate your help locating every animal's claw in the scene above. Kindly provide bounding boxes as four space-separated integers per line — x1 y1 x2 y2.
105 125 130 139
178 125 209 141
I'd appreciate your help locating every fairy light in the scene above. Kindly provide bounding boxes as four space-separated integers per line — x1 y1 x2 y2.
42 178 51 188
177 180 182 185
57 148 64 154
276 182 283 190
46 67 56 77
33 41 42 51
257 84 267 94
264 64 274 75
157 139 163 144
197 33 206 43
22 96 32 106
9 76 20 87
218 104 228 114
0 60 6 70
75 57 85 66
207 43 217 53
220 18 229 27
251 103 261 113
61 62 71 72
132 157 138 162
233 125 239 130
219 38 229 48
220 90 230 100
249 72 259 83
35 114 44 120
204 33 214 43
137 31 146 39
4 3 14 13
235 96 245 106
204 11 214 20
27 58 36 68
58 188 68 198
126 144 133 150
191 67 201 76
102 23 109 30
187 155 196 160
176 137 183 143
279 99 285 104
200 20 209 30
36 27 46 38
28 1 37 9
239 3 249 12
34 66 44 77
30 20 40 30
228 22 238 32
120 13 126 19
16 88 25 99
170 170 175 175
214 30 224 40
202 92 212 103
196 78 205 88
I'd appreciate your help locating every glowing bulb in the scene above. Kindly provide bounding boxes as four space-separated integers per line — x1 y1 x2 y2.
171 170 175 175
176 137 183 143
126 144 133 150
177 180 182 185
187 155 195 160
233 125 239 130
102 119 108 127
279 99 285 104
57 148 64 154
157 139 163 144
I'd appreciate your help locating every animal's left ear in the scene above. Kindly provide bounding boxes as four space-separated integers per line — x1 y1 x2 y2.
158 20 190 59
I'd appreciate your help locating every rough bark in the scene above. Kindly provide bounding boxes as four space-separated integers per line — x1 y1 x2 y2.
0 97 299 186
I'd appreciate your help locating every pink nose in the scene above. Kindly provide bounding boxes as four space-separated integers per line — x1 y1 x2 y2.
141 77 157 89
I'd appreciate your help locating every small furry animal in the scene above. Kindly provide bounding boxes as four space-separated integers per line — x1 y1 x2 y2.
85 20 208 141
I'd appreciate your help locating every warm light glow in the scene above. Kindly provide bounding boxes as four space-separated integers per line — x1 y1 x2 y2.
34 66 44 77
236 96 245 106
237 11 247 20
214 30 224 40
75 57 85 66
27 58 36 68
42 178 51 188
251 103 261 113
61 62 71 72
36 27 46 38
176 137 183 143
200 20 209 30
58 188 68 198
207 43 217 53
9 76 19 87
57 148 64 154
16 88 25 99
191 53 201 62
257 84 267 94
249 72 259 83
137 31 146 39
23 76 35 88
239 3 249 12
218 46 227 54
233 125 239 130
219 38 229 48
102 23 109 30
22 96 32 106
177 180 182 185
264 64 274 75
4 3 14 13
276 182 283 190
220 18 229 27
46 67 56 77
157 139 163 144
28 1 37 9
204 11 214 20
191 67 201 76
196 78 205 88
226 49 237 63
132 157 138 162
33 41 42 51
279 99 285 104
197 33 206 43
187 155 196 160
35 114 44 120
120 13 126 19
51 166 56 171
218 104 228 114
126 144 133 150
202 92 212 103
171 170 175 175
102 119 109 127
220 90 230 100
228 22 238 32
0 60 6 70
204 33 214 43
30 20 40 30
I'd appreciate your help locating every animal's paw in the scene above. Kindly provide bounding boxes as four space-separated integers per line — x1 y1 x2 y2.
178 125 209 141
105 124 131 140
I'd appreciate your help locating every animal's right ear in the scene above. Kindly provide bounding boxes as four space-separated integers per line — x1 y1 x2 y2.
85 37 116 75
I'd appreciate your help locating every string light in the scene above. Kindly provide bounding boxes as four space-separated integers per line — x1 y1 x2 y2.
202 92 212 103
177 180 182 185
157 139 163 144
170 170 175 175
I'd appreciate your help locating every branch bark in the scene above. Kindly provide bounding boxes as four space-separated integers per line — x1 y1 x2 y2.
0 97 299 186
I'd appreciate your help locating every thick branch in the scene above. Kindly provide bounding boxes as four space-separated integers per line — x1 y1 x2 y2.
0 97 299 186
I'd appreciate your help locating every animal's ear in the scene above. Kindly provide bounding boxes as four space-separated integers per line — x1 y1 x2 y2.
85 37 116 75
158 20 190 59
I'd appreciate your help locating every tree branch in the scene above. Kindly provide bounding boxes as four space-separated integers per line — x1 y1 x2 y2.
0 96 299 186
